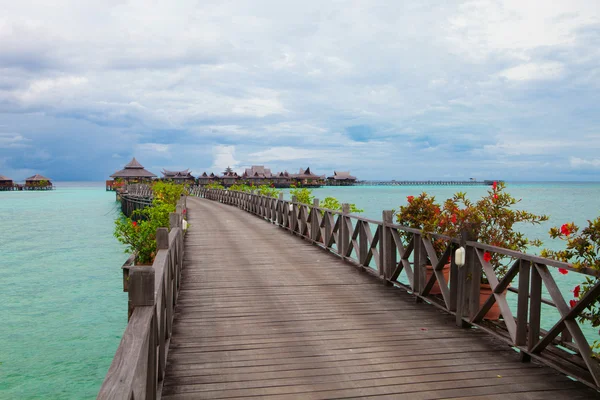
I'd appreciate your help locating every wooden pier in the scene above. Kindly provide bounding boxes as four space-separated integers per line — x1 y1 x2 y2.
99 189 600 399
356 180 491 186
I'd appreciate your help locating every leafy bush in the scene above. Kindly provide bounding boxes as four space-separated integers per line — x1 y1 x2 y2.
542 218 600 352
206 182 225 189
114 182 185 264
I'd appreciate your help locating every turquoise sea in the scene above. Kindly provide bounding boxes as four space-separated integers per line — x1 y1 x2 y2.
1 181 599 399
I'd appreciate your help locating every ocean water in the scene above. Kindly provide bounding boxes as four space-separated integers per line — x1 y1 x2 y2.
0 182 126 399
1 181 599 398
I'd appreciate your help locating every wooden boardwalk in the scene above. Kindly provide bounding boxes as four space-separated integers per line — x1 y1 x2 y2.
161 197 598 399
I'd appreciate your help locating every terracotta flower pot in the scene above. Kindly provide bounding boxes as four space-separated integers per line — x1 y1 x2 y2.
425 263 451 295
479 283 506 321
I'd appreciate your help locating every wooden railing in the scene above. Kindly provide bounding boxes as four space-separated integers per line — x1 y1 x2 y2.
191 186 600 390
120 194 153 219
98 197 187 400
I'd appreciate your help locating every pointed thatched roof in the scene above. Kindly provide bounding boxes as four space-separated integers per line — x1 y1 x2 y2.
110 157 157 179
244 165 273 178
0 175 13 181
292 167 324 179
328 171 356 180
26 174 52 181
162 169 193 179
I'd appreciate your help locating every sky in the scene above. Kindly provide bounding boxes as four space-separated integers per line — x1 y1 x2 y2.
1 0 599 181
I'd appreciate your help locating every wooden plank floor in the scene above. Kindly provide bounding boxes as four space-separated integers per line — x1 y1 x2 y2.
161 197 599 399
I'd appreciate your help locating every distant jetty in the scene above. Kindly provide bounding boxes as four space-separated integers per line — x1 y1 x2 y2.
355 180 499 186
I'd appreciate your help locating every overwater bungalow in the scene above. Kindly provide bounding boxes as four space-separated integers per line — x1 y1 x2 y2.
196 172 220 186
327 171 357 186
107 157 157 190
220 172 240 187
272 171 292 188
292 167 325 187
161 169 195 184
242 166 274 186
0 175 15 191
25 174 53 190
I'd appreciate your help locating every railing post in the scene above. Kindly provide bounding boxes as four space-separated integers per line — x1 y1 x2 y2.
291 196 298 232
413 233 423 301
277 193 284 225
456 230 475 327
128 267 155 321
517 260 531 362
359 221 368 267
169 212 179 229
340 204 350 258
311 198 320 242
382 211 395 281
175 204 183 227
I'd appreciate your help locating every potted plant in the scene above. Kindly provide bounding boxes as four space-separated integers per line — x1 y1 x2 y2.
397 183 548 317
541 218 600 353
396 193 450 294
445 182 548 319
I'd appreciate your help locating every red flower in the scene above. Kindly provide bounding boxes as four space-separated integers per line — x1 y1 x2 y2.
558 268 568 275
407 196 414 203
570 299 577 308
492 181 497 190
451 214 457 224
483 252 492 263
560 223 571 236
183 209 187 214
573 285 581 298
132 221 137 227
434 206 441 215
493 193 498 201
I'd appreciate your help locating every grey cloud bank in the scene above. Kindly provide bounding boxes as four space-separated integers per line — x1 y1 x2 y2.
1 0 599 181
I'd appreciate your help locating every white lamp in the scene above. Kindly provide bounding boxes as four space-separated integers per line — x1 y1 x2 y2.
455 247 466 267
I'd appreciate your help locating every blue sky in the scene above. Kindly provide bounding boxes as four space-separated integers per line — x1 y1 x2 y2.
1 0 599 181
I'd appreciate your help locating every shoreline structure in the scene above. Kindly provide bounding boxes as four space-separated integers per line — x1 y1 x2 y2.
104 157 497 191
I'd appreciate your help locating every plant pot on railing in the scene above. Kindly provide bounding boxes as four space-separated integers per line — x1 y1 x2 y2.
425 263 451 295
479 283 508 321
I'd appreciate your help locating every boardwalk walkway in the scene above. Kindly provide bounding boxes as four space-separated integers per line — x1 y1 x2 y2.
161 196 597 399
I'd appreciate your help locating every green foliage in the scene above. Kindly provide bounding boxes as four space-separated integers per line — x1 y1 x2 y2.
290 186 314 205
114 182 185 264
152 181 186 205
321 196 363 214
206 182 225 189
542 218 600 350
229 183 253 193
289 186 363 214
257 184 281 198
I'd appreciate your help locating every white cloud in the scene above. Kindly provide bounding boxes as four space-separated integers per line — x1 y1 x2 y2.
248 146 340 162
0 133 30 148
210 145 239 173
499 62 565 81
0 1 599 180
137 143 170 153
570 157 600 168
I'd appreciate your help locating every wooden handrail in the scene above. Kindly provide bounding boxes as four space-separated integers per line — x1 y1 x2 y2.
98 197 186 400
191 186 600 390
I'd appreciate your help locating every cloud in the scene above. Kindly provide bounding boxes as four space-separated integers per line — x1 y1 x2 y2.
570 157 600 168
0 1 599 180
499 62 565 81
210 145 239 173
0 132 30 148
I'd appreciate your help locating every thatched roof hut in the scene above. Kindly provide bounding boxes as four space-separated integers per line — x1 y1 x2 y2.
25 174 53 188
110 157 157 180
0 175 14 187
161 169 195 183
